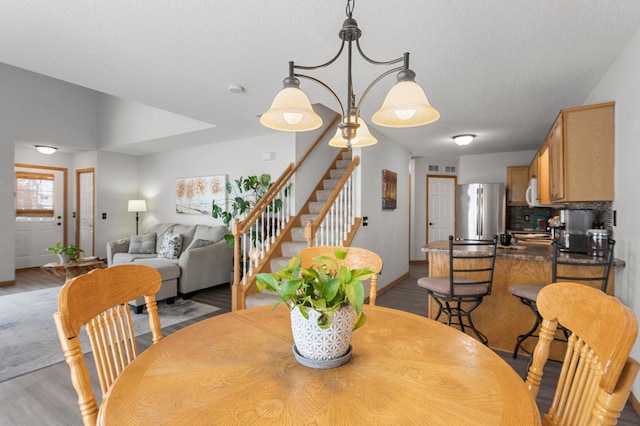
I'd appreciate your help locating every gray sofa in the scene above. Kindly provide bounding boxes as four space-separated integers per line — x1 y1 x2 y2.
106 223 233 310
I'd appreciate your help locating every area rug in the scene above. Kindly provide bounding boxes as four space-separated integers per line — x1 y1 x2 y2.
0 287 219 382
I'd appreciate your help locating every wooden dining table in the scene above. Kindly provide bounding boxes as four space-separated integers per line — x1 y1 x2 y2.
97 304 541 425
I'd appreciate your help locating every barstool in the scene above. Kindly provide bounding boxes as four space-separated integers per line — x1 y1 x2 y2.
508 238 615 358
417 235 498 345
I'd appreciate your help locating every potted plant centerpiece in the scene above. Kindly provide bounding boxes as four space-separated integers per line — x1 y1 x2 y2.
256 247 373 368
48 242 84 264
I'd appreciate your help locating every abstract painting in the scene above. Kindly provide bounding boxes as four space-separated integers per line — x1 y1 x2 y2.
176 175 226 215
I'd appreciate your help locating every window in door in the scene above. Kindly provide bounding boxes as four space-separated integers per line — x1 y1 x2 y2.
15 171 55 222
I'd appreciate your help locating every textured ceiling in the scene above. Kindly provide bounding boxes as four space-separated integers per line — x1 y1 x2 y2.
2 1 640 158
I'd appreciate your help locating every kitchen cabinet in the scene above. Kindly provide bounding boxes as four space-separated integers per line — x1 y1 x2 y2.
537 140 551 204
548 102 614 202
506 165 529 206
529 152 538 181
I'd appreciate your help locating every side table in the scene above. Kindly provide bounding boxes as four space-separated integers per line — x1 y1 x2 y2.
41 257 106 280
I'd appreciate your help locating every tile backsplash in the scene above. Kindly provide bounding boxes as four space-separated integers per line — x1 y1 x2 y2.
507 201 613 235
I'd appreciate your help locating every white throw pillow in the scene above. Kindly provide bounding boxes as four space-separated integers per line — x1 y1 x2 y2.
158 233 183 259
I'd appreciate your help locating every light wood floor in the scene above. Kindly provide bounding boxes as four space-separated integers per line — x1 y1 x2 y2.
1 265 638 425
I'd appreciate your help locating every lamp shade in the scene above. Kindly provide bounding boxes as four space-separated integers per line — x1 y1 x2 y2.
127 199 147 212
371 81 440 128
35 145 57 155
260 87 323 132
329 117 377 148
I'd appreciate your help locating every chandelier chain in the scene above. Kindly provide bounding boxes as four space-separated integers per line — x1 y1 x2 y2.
346 0 355 18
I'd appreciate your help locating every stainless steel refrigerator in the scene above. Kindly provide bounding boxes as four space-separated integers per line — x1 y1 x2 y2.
456 183 506 240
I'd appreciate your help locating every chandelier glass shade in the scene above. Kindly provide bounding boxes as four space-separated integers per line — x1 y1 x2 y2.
328 116 377 148
260 0 439 148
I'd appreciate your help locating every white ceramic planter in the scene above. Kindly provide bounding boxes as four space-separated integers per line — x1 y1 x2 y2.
290 304 355 361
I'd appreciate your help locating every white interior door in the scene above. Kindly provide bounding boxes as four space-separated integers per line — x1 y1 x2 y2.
15 166 66 268
77 169 94 256
427 176 456 243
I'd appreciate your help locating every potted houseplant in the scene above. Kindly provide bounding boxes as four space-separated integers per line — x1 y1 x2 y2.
211 174 279 247
48 242 84 263
256 247 373 366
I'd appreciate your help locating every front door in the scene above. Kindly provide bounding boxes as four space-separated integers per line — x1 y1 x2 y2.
15 165 67 268
426 175 456 243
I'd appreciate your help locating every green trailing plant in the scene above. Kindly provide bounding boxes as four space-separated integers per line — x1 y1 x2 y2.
211 174 285 247
256 247 373 330
47 242 84 262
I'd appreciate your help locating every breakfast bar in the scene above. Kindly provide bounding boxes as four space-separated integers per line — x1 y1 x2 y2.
421 240 625 353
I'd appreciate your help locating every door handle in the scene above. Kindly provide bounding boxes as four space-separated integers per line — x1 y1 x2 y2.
57 222 61 226
429 222 434 226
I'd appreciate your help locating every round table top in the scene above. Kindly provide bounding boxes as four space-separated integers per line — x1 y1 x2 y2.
98 305 540 425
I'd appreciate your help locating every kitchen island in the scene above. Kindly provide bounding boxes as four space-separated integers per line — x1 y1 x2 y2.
421 240 624 354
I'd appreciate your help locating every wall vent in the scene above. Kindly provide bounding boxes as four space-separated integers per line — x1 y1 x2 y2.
445 166 456 173
428 165 440 172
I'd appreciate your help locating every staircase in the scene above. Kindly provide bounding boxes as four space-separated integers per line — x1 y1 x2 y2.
269 150 353 273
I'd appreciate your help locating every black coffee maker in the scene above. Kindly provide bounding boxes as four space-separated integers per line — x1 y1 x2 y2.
558 209 593 253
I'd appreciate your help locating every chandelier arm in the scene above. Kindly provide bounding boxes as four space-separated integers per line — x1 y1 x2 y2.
354 66 403 117
293 40 346 71
355 39 406 66
295 73 346 118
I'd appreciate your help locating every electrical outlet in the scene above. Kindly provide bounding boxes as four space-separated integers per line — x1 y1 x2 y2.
524 214 530 221
363 216 368 226
102 213 107 219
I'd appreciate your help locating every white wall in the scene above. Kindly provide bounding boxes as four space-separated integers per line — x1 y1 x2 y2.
458 150 536 184
136 133 296 231
0 142 15 283
584 26 640 395
97 94 214 148
0 63 98 150
88 151 136 258
352 135 411 290
0 64 99 282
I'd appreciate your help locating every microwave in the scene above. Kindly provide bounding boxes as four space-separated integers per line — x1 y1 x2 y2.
525 178 562 208
525 178 540 207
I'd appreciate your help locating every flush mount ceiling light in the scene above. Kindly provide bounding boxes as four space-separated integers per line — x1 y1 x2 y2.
260 0 440 149
453 134 475 146
35 145 57 154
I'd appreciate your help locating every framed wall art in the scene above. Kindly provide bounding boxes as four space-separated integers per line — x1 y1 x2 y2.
382 169 397 210
176 175 226 215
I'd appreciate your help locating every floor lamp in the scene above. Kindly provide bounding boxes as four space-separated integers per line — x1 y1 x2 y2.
128 200 147 235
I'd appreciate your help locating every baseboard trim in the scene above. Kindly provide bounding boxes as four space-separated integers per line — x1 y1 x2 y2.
630 391 640 416
0 279 16 287
409 260 428 265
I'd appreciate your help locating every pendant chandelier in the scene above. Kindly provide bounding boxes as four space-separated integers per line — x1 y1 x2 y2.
260 0 440 149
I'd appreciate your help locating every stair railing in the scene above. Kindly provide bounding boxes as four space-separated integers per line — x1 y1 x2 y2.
231 163 295 288
305 156 360 247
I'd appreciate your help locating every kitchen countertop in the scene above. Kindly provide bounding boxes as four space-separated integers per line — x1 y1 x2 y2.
422 240 626 267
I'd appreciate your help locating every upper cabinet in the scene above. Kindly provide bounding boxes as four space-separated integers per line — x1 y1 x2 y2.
507 165 530 206
537 141 551 205
547 102 614 203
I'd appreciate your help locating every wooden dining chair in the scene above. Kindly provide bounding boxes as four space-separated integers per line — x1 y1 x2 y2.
526 282 638 425
296 246 383 305
53 264 163 426
509 238 616 358
417 235 498 344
